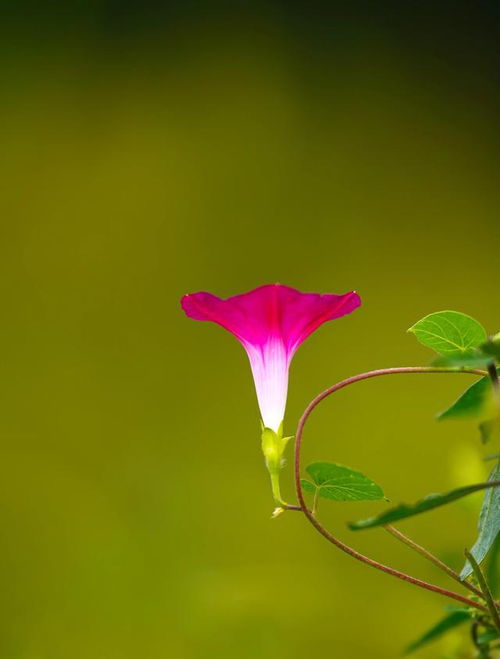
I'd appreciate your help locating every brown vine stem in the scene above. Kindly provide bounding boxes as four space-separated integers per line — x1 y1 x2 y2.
384 525 487 602
294 366 489 613
487 362 499 389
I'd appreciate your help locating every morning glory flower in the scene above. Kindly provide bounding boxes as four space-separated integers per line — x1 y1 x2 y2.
181 283 360 430
181 283 361 503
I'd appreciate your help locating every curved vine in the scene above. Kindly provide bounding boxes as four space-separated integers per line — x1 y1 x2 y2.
292 366 492 613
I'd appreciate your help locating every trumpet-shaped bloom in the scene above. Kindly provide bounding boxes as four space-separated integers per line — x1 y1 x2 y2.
181 284 361 433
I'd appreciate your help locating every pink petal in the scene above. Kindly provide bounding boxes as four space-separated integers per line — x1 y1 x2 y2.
181 284 361 431
181 283 360 355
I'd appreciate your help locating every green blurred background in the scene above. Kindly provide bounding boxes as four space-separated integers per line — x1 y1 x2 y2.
1 1 500 657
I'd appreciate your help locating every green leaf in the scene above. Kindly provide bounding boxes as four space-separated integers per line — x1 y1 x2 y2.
301 462 385 502
437 376 493 421
408 311 487 355
481 333 500 360
461 460 500 579
477 628 500 646
300 479 316 495
486 533 500 598
431 351 492 368
349 480 500 531
479 420 496 445
403 611 471 655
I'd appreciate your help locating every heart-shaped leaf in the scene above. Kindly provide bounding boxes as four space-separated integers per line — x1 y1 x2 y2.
301 462 384 502
408 311 487 356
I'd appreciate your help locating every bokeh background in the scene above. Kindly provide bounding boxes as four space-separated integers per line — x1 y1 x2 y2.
1 1 500 657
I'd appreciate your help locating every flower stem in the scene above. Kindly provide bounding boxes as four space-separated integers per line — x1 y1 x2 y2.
270 468 286 506
294 366 489 613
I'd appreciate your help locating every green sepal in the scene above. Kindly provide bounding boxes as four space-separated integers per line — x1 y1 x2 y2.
261 426 292 506
261 427 290 469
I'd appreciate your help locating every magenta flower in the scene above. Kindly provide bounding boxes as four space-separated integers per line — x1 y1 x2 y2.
181 284 361 433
